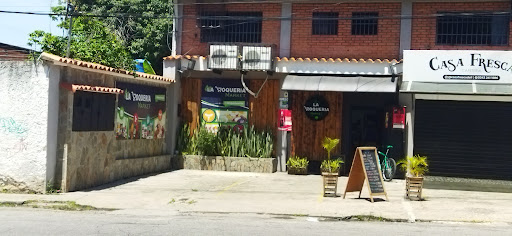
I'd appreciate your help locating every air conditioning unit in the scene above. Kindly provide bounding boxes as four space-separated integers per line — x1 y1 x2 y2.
242 46 273 71
208 45 239 70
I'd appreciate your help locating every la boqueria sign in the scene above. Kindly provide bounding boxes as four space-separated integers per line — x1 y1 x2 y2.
403 50 512 83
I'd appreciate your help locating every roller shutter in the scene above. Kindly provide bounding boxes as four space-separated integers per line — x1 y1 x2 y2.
414 100 512 180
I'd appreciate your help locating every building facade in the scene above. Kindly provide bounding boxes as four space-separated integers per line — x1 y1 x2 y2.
164 0 512 179
0 53 177 192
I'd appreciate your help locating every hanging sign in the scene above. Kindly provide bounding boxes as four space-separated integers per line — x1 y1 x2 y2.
115 82 167 140
201 79 249 133
278 109 292 131
343 147 388 203
304 94 329 121
392 106 405 129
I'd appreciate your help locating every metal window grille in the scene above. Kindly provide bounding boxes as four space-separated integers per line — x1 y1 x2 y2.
312 12 339 35
199 12 262 43
72 91 115 131
436 13 509 46
352 12 378 35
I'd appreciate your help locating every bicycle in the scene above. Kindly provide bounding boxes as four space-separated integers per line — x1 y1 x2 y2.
378 145 397 182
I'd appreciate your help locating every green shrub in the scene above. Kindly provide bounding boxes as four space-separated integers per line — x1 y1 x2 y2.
397 155 428 177
321 159 343 173
196 127 218 156
177 124 274 158
286 156 309 168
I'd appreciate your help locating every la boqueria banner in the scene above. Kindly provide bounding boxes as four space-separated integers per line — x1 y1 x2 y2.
116 82 166 140
201 79 249 133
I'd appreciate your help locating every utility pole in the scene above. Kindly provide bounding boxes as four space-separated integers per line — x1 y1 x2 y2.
66 0 74 58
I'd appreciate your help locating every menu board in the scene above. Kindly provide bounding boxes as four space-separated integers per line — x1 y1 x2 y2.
361 149 385 194
343 147 388 203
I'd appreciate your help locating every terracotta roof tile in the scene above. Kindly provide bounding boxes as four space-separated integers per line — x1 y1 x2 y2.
164 54 402 64
41 52 174 83
60 83 124 94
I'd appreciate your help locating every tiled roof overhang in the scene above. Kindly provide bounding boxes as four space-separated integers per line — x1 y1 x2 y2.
60 83 124 94
41 52 174 83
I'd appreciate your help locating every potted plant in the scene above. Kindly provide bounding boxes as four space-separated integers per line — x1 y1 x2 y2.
397 155 429 200
321 137 343 197
287 155 309 175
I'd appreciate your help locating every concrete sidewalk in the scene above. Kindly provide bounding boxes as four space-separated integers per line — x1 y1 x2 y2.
1 170 511 224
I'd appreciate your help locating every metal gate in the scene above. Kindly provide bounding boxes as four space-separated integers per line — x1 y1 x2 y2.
414 100 512 180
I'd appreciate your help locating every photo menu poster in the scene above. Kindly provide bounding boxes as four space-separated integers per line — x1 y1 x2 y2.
115 82 166 140
200 79 249 133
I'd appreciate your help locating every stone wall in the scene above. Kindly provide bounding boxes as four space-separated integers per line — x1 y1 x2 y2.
0 61 49 193
65 131 170 191
176 155 277 173
57 67 172 192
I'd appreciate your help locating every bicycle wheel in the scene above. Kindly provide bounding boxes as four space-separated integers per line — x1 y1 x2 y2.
382 158 396 182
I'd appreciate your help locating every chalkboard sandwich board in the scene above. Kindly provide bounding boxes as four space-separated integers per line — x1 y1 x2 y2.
343 147 388 203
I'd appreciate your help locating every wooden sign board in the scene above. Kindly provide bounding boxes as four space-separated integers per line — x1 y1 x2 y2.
343 147 388 203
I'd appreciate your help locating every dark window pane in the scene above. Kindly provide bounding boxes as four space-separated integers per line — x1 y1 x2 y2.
352 12 378 35
312 12 338 35
436 13 509 46
72 91 115 131
200 11 262 43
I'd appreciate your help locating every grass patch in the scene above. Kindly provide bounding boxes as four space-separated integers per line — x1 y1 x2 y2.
0 202 21 207
0 200 115 211
169 198 176 204
319 215 406 223
187 200 197 205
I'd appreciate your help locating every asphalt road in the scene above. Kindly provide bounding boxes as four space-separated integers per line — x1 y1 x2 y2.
0 208 511 236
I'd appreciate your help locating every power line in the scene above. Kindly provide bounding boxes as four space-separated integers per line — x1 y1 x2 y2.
1 9 511 20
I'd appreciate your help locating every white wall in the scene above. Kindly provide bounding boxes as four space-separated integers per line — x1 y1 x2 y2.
0 61 50 192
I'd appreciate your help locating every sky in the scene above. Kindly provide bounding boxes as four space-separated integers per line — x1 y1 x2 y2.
0 0 62 49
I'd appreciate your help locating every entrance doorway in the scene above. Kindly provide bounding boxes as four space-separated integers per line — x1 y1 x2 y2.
351 108 380 148
342 92 397 175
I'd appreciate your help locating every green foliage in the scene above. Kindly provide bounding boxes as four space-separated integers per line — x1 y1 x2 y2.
286 156 309 168
397 155 429 177
177 124 274 158
322 137 340 160
176 123 191 154
321 159 343 173
196 127 218 156
75 0 172 74
29 0 172 73
28 6 134 70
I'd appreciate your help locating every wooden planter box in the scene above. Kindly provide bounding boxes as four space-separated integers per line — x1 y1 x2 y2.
322 172 339 197
287 167 308 175
406 176 424 200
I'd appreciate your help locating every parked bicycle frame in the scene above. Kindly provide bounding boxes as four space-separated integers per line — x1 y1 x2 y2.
378 145 397 181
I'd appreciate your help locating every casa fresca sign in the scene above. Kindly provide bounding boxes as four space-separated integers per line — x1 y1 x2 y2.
429 53 512 80
304 95 329 121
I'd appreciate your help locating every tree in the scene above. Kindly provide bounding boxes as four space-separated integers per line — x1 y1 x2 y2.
29 0 172 73
29 6 134 70
76 0 173 74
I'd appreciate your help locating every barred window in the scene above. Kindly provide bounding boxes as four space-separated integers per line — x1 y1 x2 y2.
200 12 262 43
312 12 339 35
72 91 116 131
436 13 509 46
352 12 378 35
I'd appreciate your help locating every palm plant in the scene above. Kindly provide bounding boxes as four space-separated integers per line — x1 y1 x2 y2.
321 137 342 173
397 155 429 177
